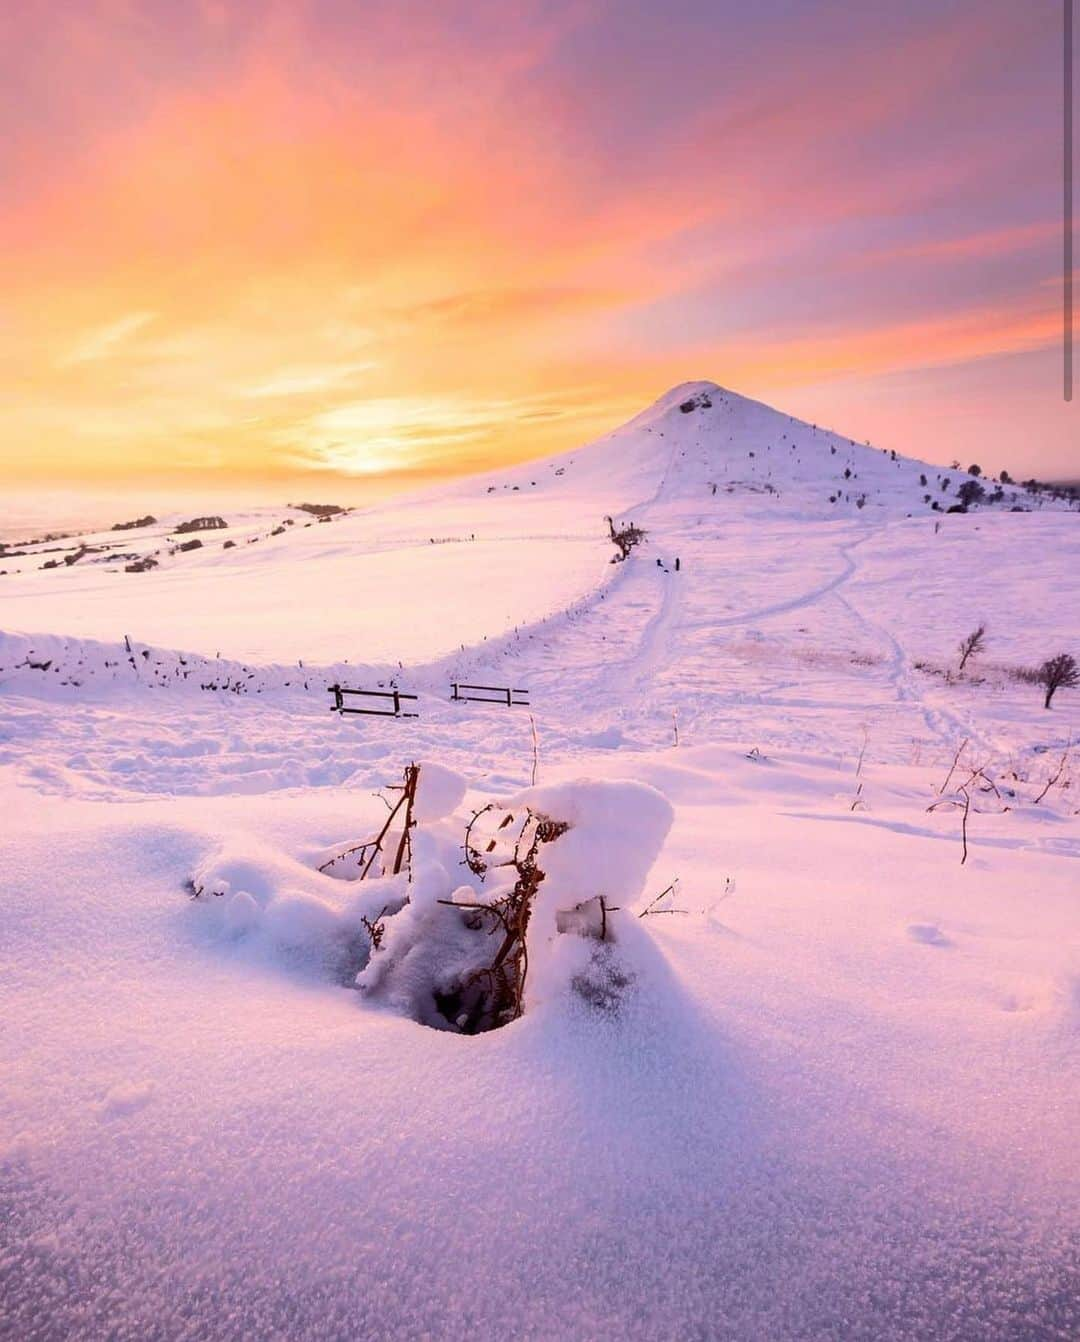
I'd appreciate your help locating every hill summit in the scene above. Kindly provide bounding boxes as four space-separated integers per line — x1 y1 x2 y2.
489 380 1025 520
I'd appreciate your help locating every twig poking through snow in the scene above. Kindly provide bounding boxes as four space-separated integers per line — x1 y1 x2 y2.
927 785 973 864
639 879 686 917
959 786 970 864
318 763 420 880
463 803 498 876
855 725 869 778
360 906 389 950
1033 742 1071 804
529 714 540 787
938 738 969 795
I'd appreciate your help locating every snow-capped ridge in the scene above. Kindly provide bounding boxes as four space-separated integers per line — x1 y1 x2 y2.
480 377 1039 523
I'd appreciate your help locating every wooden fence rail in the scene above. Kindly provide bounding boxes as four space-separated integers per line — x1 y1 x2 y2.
327 682 531 717
451 682 530 707
328 684 418 718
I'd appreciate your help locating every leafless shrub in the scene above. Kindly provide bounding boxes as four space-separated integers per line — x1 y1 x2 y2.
855 725 870 777
528 713 540 786
318 763 420 879
928 759 1012 864
463 801 509 877
1033 744 1071 804
957 625 987 674
1038 653 1078 709
927 785 973 864
437 808 570 1032
937 738 969 794
638 879 685 917
360 906 390 951
604 514 647 562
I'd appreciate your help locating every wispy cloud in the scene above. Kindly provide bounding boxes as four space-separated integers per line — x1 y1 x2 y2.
59 311 155 366
236 361 376 400
284 392 598 475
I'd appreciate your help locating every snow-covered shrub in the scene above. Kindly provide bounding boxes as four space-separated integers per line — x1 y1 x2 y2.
357 775 673 1033
188 765 673 1034
314 760 463 882
188 836 411 980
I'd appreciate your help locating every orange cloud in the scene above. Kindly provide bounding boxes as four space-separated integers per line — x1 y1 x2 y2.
0 1 1071 485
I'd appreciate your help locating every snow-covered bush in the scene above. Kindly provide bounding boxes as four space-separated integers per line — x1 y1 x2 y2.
189 765 674 1035
358 775 672 1032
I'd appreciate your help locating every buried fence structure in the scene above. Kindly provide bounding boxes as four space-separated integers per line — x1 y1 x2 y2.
328 684 418 718
327 681 531 718
451 682 530 707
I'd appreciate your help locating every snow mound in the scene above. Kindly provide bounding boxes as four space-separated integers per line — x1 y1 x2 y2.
354 775 674 1030
502 776 673 909
412 761 468 823
190 768 676 1034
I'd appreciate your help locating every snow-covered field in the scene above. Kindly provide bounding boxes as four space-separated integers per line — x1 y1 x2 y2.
2 383 1078 1339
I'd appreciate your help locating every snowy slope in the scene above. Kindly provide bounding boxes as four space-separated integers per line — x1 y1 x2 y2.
2 381 1079 1340
0 380 1053 669
467 379 1032 517
0 497 608 665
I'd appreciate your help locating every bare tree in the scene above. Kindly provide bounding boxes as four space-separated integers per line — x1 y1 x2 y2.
604 515 647 563
1039 653 1079 709
957 625 987 674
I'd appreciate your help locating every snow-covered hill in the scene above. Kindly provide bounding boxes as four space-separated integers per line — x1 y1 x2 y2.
0 380 1064 671
481 378 1016 518
2 382 1078 1340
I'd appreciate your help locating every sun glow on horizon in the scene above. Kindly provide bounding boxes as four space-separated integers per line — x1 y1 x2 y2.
0 0 1074 490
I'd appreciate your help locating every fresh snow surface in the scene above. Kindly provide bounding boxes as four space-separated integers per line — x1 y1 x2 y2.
2 381 1079 1341
0 499 606 665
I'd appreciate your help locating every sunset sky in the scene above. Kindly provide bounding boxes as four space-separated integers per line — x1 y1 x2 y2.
1 0 1075 495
